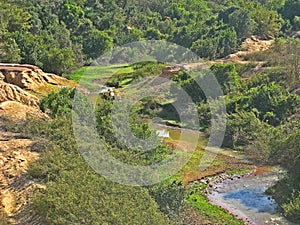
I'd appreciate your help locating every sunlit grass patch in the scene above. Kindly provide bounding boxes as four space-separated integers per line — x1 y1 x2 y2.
67 64 132 88
226 169 252 175
185 182 244 225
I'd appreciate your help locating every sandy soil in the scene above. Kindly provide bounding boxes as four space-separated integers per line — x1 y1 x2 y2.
0 120 45 225
184 36 274 70
0 101 48 121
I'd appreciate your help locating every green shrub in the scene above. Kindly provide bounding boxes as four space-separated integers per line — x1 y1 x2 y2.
283 192 300 222
210 63 240 93
25 115 172 225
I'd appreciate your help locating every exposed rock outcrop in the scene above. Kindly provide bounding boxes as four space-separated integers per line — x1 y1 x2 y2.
291 30 300 39
0 83 38 108
0 63 74 90
161 65 185 77
0 63 77 110
0 64 70 224
0 71 38 107
0 101 48 120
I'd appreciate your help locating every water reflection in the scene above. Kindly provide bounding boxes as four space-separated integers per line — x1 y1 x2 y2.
208 167 294 225
223 188 277 214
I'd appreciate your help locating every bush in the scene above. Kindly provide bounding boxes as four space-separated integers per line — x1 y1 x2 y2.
226 82 300 126
210 63 240 93
25 115 172 225
39 88 75 117
283 192 300 222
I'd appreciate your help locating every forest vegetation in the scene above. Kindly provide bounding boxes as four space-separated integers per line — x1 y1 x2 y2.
1 0 300 224
0 0 299 75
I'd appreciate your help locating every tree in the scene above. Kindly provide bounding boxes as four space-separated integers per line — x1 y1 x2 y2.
39 88 75 117
83 29 113 59
0 1 32 33
42 48 76 75
191 38 217 59
0 35 21 63
293 16 300 30
60 3 85 32
223 111 272 159
228 9 254 38
252 6 282 36
11 32 45 68
268 38 300 88
191 26 238 59
145 27 164 40
281 0 300 21
210 63 240 93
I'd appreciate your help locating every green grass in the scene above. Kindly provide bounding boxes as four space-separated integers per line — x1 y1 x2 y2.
186 182 244 225
173 146 205 181
226 169 252 175
67 62 165 91
106 62 166 88
67 64 133 89
187 195 244 224
120 77 133 86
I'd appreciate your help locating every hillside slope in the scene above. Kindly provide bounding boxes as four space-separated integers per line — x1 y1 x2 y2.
0 64 76 224
0 37 276 224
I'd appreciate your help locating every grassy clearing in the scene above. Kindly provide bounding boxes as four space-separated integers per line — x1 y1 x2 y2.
106 62 166 88
67 64 133 88
67 62 165 90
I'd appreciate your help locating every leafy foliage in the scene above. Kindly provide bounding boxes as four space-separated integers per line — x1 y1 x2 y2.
210 63 240 93
3 0 300 223
226 82 300 126
185 182 244 224
26 116 171 225
148 179 186 221
0 0 292 75
282 192 300 222
39 88 75 117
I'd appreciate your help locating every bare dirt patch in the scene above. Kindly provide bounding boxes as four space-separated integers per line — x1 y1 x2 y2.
0 101 48 121
0 125 44 224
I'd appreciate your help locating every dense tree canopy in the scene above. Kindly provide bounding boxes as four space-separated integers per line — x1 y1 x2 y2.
0 0 294 75
1 0 300 224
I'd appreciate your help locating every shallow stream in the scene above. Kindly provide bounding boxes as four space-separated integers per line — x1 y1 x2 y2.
153 123 295 225
207 166 295 225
